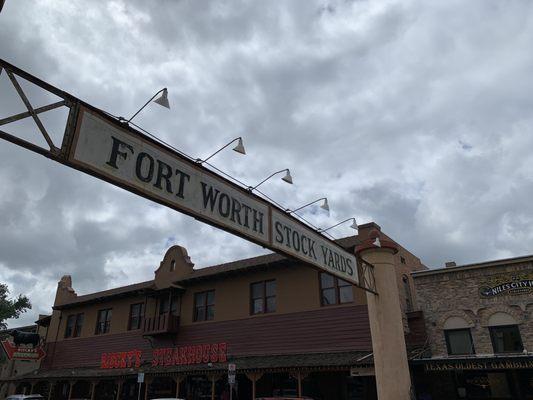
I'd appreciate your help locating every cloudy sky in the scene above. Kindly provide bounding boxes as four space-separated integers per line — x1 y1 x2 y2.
1 0 533 327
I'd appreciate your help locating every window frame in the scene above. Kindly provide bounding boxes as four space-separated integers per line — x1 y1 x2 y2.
319 272 354 306
64 313 84 338
95 308 112 335
193 290 215 322
128 303 144 331
489 324 524 354
250 279 277 315
444 328 475 355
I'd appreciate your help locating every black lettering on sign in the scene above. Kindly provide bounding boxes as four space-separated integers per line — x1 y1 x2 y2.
200 182 264 234
106 136 134 169
154 160 173 193
136 152 155 182
218 193 231 218
275 222 284 244
201 183 220 211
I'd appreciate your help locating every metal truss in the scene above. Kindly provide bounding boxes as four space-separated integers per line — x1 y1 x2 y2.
357 256 377 295
0 59 80 165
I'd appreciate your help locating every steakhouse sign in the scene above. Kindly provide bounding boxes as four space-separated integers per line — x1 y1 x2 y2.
69 108 358 285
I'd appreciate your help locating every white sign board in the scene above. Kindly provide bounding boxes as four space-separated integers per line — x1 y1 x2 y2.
271 210 358 284
69 108 359 286
137 372 145 383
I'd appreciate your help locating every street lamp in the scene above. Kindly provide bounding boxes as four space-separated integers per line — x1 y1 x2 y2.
318 217 358 233
126 88 170 123
287 197 329 214
198 137 246 164
249 169 293 191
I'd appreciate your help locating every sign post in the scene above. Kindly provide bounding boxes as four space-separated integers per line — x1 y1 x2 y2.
228 363 236 400
137 372 144 400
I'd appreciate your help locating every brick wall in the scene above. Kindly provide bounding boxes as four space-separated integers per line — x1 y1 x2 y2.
412 259 533 357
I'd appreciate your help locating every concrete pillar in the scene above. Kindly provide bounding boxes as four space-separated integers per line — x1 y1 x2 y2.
356 232 411 400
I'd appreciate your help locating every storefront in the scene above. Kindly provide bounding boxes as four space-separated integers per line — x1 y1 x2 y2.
4 351 377 400
412 356 533 400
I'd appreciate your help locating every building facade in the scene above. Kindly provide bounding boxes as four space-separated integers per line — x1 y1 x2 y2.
411 256 533 399
1 223 426 400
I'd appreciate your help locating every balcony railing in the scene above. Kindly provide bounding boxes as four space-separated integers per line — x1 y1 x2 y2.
143 313 180 335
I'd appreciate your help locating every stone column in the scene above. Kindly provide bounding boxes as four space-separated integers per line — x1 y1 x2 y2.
356 231 412 400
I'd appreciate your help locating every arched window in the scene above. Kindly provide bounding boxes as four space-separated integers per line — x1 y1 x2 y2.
402 275 413 312
170 259 176 271
443 316 475 355
488 312 523 353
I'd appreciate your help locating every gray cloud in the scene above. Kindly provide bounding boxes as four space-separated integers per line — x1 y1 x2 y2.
1 0 533 326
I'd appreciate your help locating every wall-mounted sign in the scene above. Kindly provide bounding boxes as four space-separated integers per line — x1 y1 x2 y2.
479 272 533 297
69 108 359 286
0 340 45 361
151 342 227 367
99 343 229 369
424 358 533 372
101 349 142 369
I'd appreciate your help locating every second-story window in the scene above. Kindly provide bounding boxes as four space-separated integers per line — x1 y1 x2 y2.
251 280 276 315
445 328 475 355
490 325 524 353
95 308 112 334
194 290 215 322
320 273 353 306
128 303 144 330
64 313 84 338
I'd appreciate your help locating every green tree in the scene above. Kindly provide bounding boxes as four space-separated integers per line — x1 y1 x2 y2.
0 283 31 329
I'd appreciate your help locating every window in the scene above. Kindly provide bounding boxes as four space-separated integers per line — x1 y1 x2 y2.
490 325 523 353
95 308 112 334
251 280 276 315
445 328 475 355
128 303 144 330
400 256 406 264
170 260 176 271
64 313 83 338
194 290 215 322
159 294 180 315
320 273 353 306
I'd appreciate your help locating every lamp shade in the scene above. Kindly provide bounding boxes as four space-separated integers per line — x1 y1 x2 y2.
154 88 170 109
232 137 246 155
350 219 358 230
282 169 293 184
320 198 330 212
372 237 381 247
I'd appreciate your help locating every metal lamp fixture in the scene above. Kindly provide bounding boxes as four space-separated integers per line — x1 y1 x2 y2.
318 217 358 233
288 197 329 214
199 137 246 164
249 169 293 191
126 88 170 123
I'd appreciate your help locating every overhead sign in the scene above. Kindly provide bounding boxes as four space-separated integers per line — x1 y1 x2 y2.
69 108 359 285
1 340 45 361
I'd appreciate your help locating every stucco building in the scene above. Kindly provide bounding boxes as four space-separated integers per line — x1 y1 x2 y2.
411 255 533 399
0 223 426 400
